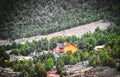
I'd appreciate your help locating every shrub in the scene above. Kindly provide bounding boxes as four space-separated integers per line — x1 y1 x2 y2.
11 42 18 49
35 62 46 77
56 58 64 77
36 48 42 52
20 70 29 77
102 56 116 68
0 60 12 67
6 44 12 50
45 58 54 71
10 49 19 55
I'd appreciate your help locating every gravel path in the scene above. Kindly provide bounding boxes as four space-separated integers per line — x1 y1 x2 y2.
0 20 111 45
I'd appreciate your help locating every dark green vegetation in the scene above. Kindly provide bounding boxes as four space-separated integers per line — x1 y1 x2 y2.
0 23 120 76
0 46 11 67
0 0 120 77
12 53 55 77
0 26 111 56
0 24 120 57
0 0 119 40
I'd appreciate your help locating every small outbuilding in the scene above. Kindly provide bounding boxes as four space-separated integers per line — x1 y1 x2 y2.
94 45 105 50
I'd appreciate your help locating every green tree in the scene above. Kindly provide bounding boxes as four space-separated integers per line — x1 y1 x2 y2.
11 42 18 49
74 51 81 61
45 58 54 71
95 27 101 32
13 63 23 72
66 35 79 46
36 48 42 52
69 55 77 65
20 70 29 77
63 51 77 65
83 51 89 60
35 61 46 77
20 48 30 56
80 32 97 50
40 38 49 50
56 58 64 77
10 49 19 55
6 44 12 50
28 67 36 77
50 37 58 50
56 37 65 43
0 46 10 67
102 56 116 68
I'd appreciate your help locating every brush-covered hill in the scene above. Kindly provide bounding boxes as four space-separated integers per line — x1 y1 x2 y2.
0 0 119 40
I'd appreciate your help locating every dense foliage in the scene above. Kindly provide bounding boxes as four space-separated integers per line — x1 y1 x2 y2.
11 53 55 77
0 24 120 77
0 46 11 67
0 0 120 77
0 0 119 40
1 24 120 58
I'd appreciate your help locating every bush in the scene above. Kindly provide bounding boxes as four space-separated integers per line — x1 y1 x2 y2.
6 44 12 50
20 70 29 77
56 58 64 77
45 58 54 71
93 60 97 67
35 62 46 77
102 56 116 68
10 49 19 55
21 49 30 56
63 52 77 65
0 60 12 67
36 48 42 52
40 38 49 50
0 46 10 67
11 42 18 49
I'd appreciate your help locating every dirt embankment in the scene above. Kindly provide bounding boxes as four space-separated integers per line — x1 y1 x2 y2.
0 20 111 45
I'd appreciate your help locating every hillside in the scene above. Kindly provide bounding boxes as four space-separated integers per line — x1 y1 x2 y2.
0 20 111 45
0 0 120 77
0 0 119 40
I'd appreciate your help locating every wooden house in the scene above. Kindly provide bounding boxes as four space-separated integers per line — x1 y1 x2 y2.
54 43 79 53
64 43 79 53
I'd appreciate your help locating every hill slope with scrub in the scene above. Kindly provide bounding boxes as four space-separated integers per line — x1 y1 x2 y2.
0 0 119 40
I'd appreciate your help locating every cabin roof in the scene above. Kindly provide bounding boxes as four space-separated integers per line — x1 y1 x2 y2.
64 43 79 49
57 43 64 48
